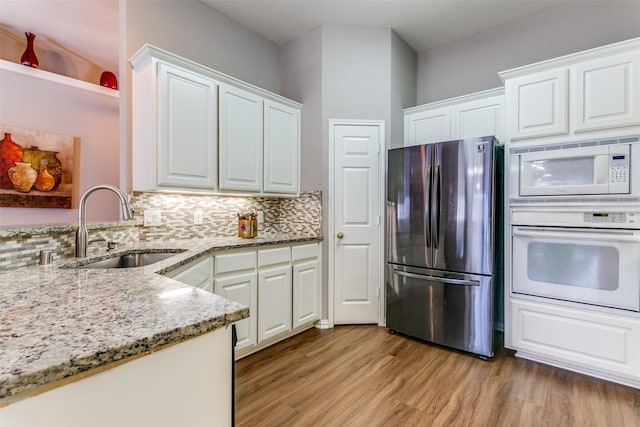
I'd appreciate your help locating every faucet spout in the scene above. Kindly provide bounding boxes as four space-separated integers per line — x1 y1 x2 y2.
76 185 135 258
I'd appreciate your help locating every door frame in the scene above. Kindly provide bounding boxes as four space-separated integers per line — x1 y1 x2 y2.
328 119 386 328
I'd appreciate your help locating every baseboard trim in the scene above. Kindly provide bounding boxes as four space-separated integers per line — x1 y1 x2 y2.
314 319 331 329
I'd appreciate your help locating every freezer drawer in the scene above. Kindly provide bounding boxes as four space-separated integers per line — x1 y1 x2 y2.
386 263 494 357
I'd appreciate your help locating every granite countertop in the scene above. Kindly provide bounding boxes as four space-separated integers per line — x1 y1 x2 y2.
0 234 322 405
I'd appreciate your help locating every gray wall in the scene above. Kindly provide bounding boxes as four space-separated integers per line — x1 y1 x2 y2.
280 25 416 320
417 2 640 104
390 30 417 149
281 27 323 192
124 1 281 93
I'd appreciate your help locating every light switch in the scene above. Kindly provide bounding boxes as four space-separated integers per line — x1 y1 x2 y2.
144 209 162 227
194 209 203 225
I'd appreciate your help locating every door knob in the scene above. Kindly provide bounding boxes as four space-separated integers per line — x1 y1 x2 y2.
337 232 344 239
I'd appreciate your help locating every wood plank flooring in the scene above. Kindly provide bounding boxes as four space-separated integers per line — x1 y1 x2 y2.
236 325 640 427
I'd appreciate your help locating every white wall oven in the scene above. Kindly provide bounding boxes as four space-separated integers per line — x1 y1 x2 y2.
511 209 640 312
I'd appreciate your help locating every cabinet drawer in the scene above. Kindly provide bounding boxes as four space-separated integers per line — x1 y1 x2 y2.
511 299 640 378
292 243 320 262
215 251 256 274
258 247 291 268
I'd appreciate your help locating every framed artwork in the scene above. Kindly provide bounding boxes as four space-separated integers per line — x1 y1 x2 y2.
0 125 76 209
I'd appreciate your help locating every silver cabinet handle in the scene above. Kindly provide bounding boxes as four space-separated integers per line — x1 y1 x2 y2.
393 269 479 286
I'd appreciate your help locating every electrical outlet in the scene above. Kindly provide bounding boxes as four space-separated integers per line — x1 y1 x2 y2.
257 210 264 225
143 209 162 227
193 209 203 225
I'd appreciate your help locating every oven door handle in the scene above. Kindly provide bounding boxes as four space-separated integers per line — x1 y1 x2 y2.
513 227 640 242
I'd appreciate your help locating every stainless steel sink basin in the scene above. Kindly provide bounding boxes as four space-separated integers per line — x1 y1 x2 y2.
72 250 186 269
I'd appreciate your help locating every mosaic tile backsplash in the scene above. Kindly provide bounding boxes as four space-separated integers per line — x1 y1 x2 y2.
132 190 322 240
0 191 322 269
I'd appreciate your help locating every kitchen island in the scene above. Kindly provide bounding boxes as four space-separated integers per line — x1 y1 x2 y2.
0 234 321 426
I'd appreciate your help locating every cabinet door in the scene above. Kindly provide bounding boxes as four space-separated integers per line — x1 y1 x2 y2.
292 259 320 328
404 107 452 146
215 272 258 351
157 62 218 188
452 95 505 143
264 100 300 194
258 264 292 342
219 84 263 192
506 68 568 140
169 256 213 293
574 50 640 132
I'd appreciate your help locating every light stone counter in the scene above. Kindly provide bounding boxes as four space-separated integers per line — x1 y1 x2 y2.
0 234 322 405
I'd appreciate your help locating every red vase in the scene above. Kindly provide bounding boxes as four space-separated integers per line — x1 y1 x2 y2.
20 32 39 68
100 71 118 90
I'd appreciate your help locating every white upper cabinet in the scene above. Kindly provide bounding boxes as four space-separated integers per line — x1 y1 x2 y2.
404 106 452 145
404 88 505 147
574 50 640 132
219 84 264 192
505 68 568 140
500 37 640 145
453 94 505 141
264 100 300 194
129 44 301 196
157 63 218 189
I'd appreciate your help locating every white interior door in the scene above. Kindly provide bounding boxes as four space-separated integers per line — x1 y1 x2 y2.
331 121 382 324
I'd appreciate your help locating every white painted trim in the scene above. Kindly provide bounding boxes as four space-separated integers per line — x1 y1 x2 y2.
314 319 331 329
328 119 386 327
403 87 504 114
0 59 119 98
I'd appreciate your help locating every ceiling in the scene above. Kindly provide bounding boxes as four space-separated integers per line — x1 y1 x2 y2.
203 0 562 53
0 0 564 74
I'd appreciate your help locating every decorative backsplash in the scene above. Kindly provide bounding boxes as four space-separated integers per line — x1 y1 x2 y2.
131 191 322 240
0 191 322 268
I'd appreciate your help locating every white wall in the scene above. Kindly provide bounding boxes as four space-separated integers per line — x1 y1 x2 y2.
417 2 640 104
0 70 120 226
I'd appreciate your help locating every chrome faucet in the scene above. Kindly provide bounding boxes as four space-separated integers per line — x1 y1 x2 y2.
75 185 135 257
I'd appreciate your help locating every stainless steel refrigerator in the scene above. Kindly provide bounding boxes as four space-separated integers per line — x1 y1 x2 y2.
386 136 502 358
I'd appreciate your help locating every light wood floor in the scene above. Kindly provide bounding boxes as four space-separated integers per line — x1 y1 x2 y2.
236 325 640 427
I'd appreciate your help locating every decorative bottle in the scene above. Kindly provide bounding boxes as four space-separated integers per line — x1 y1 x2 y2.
1 133 24 189
20 32 39 68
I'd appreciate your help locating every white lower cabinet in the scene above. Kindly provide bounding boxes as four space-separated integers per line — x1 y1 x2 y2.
258 247 292 342
214 251 258 352
511 298 640 385
292 244 321 329
166 255 213 293
258 264 292 341
212 242 321 357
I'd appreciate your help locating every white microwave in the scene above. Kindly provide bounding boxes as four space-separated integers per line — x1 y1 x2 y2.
518 144 630 197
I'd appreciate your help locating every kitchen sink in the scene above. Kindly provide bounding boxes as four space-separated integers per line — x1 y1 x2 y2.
69 250 186 269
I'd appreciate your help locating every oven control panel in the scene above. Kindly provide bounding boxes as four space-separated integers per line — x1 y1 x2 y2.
583 212 629 224
511 210 640 229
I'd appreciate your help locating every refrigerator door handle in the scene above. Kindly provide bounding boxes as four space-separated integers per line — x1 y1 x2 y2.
393 269 480 286
426 164 432 248
433 165 441 249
